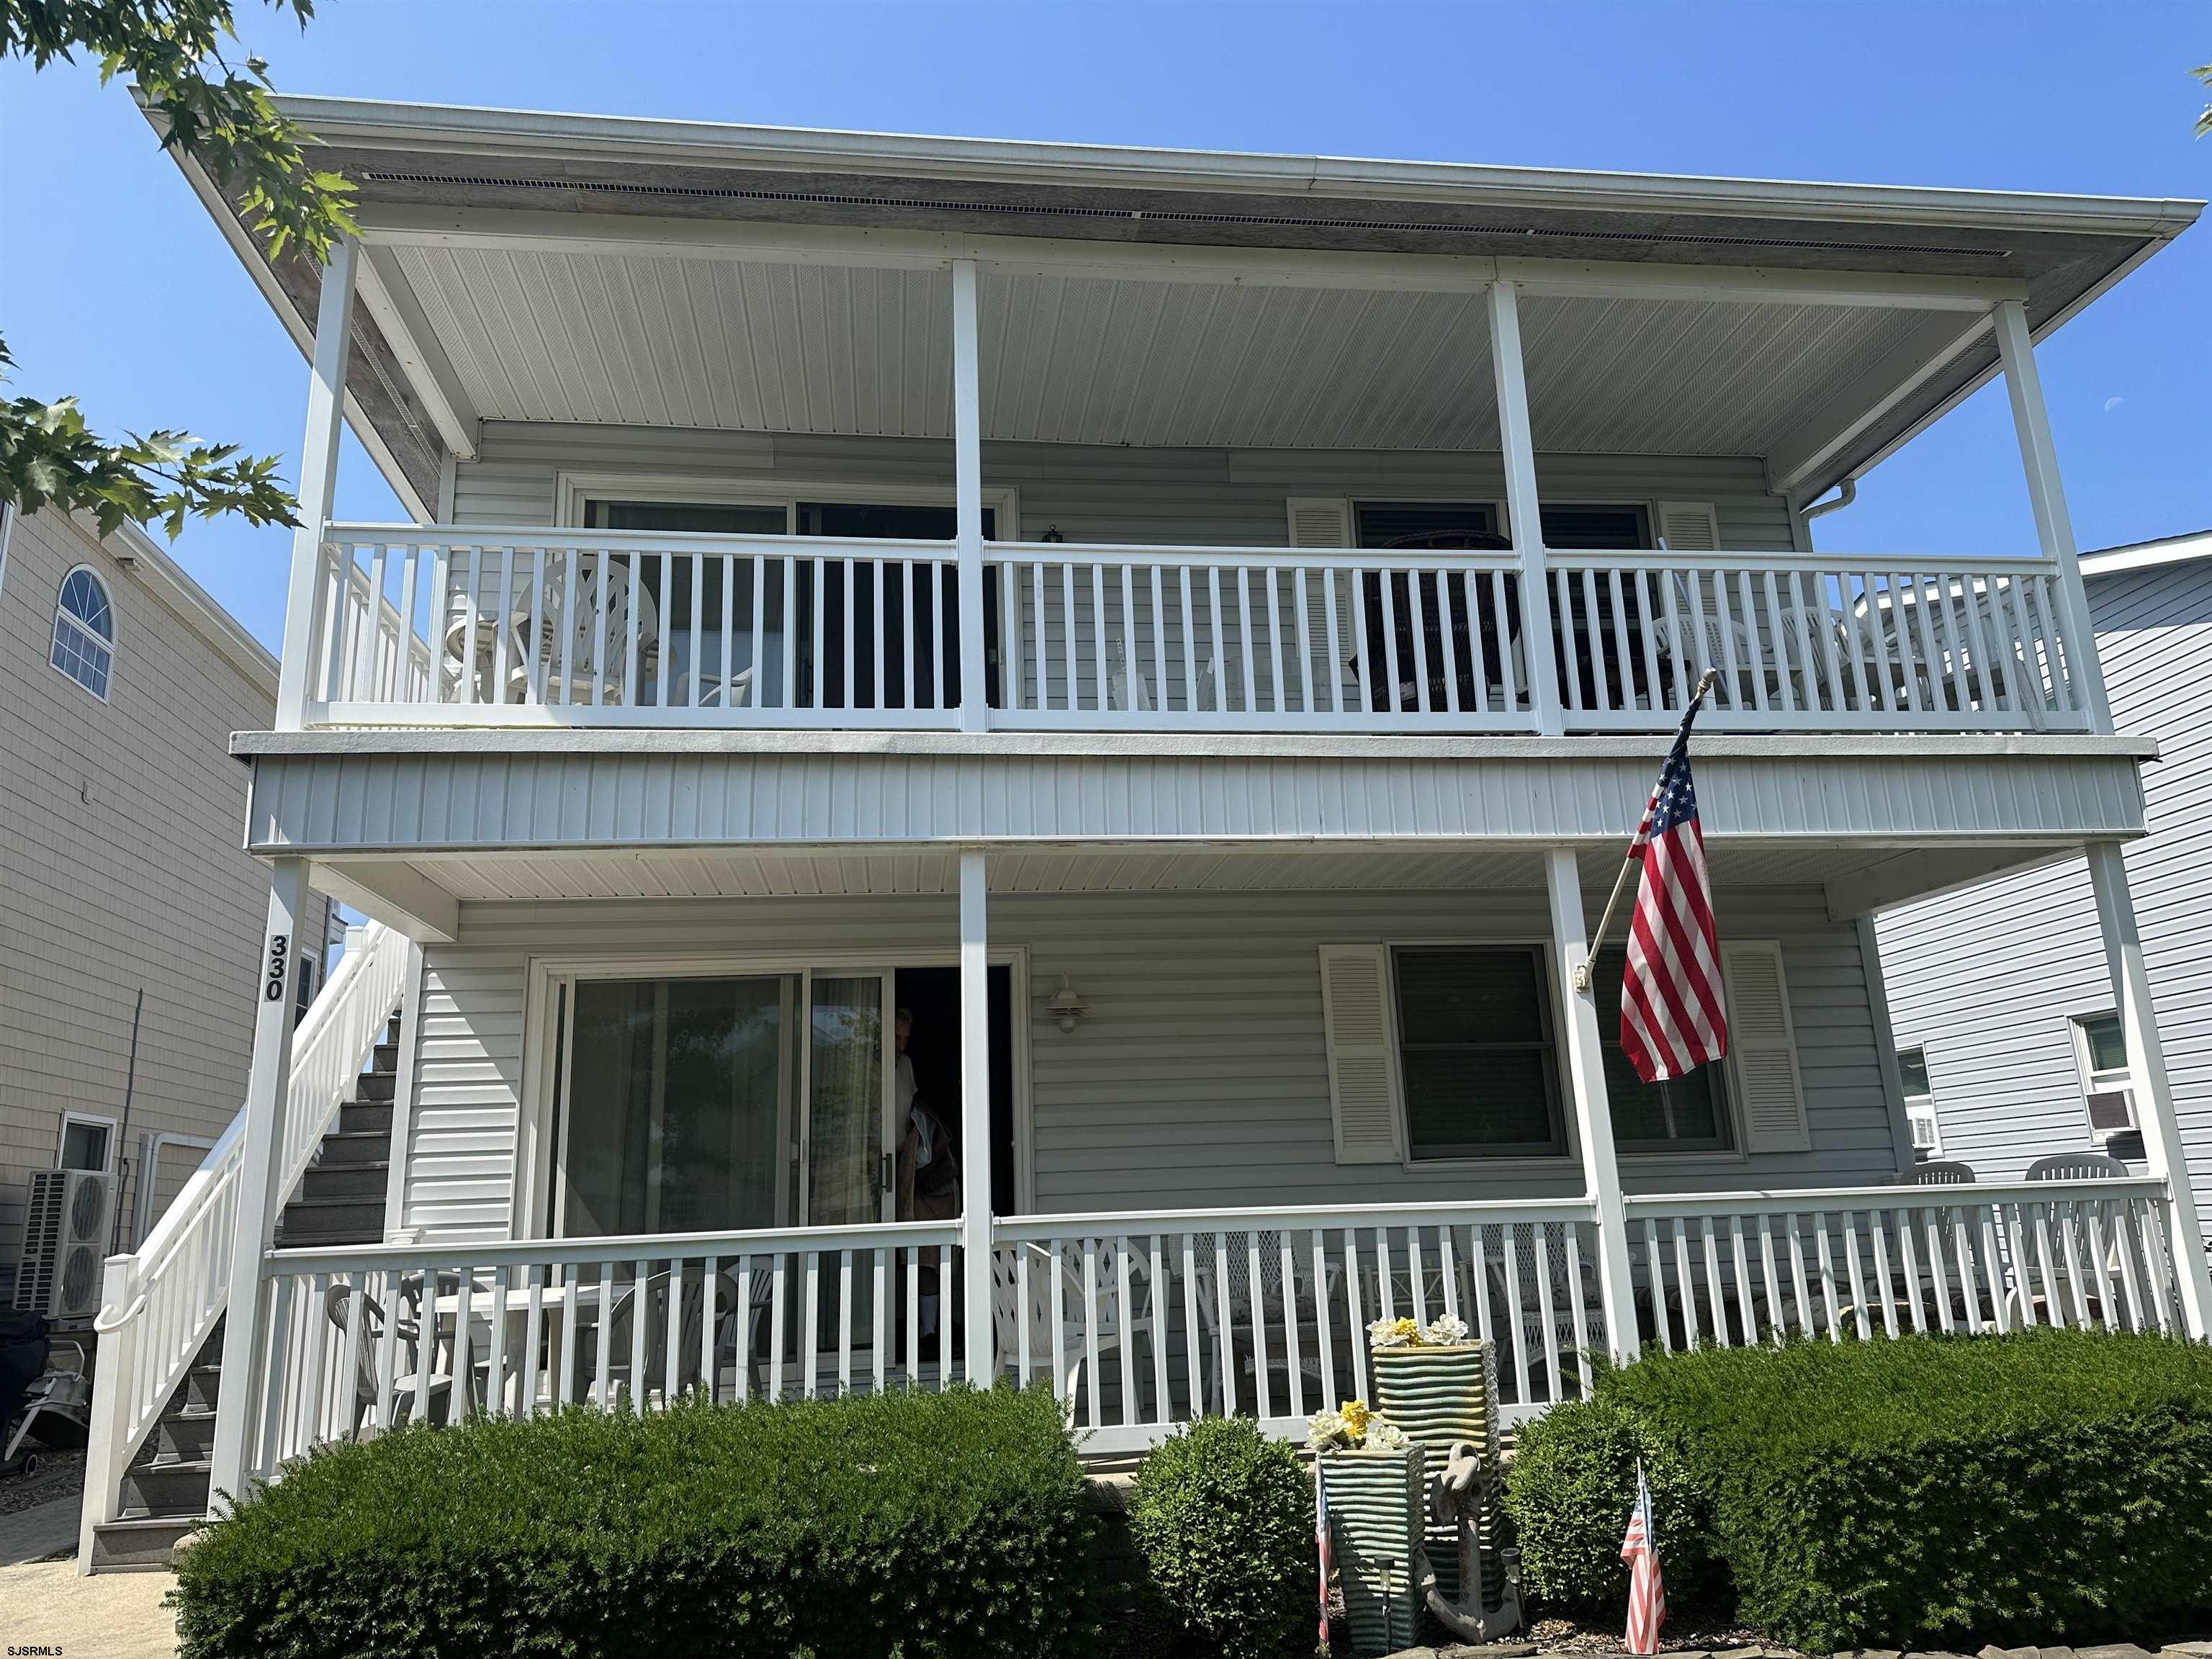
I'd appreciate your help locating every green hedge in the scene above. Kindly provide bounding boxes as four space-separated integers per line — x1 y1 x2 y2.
174 1385 1100 1659
1128 1416 1316 1659
1505 1329 2212 1653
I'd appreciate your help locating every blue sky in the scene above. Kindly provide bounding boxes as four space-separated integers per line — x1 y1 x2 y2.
4 1 2208 652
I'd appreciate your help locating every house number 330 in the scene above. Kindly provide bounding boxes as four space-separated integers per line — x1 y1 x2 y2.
264 934 290 1001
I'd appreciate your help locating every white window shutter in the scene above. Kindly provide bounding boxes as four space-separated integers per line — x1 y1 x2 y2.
1656 501 1722 552
1287 500 1356 711
1723 940 1810 1154
1320 945 1406 1164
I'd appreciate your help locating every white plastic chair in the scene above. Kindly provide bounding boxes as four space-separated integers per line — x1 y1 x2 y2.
1901 1159 1977 1186
992 1241 1153 1419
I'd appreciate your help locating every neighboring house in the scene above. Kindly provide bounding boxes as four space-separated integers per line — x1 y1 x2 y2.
76 99 2212 1565
0 503 329 1303
1878 530 2212 1215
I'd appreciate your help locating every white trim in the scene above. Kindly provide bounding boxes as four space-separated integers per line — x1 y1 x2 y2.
2080 531 2212 581
513 945 1033 1244
0 501 14 604
58 1110 120 1174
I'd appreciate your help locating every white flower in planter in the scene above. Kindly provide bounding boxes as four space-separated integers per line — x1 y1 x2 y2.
1420 1313 1471 1346
1305 1408 1347 1449
1367 1316 1419 1348
1367 1419 1408 1452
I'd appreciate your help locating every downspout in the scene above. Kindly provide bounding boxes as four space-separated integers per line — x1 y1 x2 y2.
1799 477 1857 522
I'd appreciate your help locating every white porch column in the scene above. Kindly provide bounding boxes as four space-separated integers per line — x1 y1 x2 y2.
1488 281 1563 734
1545 848 1640 1360
958 850 995 1380
1992 298 2112 733
2086 841 2212 1338
274 237 359 730
951 259 989 733
209 857 309 1511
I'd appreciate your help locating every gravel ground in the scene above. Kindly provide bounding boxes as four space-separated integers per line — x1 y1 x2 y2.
0 1447 85 1518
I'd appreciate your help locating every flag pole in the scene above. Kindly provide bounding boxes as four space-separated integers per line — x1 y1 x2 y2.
1573 670 1719 994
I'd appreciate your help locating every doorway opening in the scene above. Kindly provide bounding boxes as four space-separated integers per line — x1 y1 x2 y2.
893 965 1017 1217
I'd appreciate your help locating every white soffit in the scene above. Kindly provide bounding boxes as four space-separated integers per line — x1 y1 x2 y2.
385 244 1969 455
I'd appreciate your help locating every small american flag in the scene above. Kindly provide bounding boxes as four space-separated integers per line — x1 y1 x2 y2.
1314 1465 1334 1649
1622 1460 1666 1655
1619 688 1727 1084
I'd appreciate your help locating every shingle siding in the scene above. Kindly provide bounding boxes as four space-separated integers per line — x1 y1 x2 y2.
399 883 1903 1244
1876 556 2212 1213
0 508 323 1285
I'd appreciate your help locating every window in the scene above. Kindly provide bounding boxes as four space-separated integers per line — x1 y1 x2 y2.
50 565 115 698
59 1113 114 1173
1897 1046 1941 1154
1392 947 1566 1159
2071 1013 2137 1138
1588 945 1732 1152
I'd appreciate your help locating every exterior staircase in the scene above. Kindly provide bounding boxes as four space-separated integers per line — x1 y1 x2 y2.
86 1014 400 1571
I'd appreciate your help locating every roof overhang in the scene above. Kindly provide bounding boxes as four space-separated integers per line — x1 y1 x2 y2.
161 95 2201 520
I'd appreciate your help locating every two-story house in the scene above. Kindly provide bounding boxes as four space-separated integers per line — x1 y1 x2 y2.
78 96 2212 1568
0 503 330 1305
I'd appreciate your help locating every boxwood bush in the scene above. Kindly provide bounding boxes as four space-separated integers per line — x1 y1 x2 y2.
1504 1328 2212 1653
1127 1416 1314 1659
174 1384 1100 1659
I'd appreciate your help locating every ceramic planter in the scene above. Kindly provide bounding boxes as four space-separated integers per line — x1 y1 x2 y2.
1317 1445 1424 1658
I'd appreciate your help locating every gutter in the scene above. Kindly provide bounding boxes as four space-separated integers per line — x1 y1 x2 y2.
273 94 2206 239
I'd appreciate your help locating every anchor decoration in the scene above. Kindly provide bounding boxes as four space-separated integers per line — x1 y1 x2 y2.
1416 1437 1524 1642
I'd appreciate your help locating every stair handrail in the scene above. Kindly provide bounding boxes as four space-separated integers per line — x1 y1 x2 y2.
78 919 408 1568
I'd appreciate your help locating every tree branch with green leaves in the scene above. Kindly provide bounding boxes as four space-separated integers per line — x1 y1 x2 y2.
1 0 354 534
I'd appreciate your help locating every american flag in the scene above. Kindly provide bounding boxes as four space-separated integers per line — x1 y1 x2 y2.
1622 1460 1666 1655
1619 688 1727 1084
1314 1465 1333 1650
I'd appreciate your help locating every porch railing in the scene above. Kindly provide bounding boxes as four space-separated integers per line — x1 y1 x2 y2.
1623 1177 2184 1349
302 525 2093 737
247 1220 964 1483
79 920 408 1558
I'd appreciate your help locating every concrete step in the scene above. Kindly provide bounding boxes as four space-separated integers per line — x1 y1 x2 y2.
120 1459 212 1518
90 1515 199 1573
340 1100 393 1135
313 1129 392 1169
152 1407 217 1462
354 1071 395 1105
278 1196 386 1244
302 1161 389 1200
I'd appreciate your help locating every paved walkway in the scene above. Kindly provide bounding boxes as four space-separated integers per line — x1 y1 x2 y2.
0 1498 179 1658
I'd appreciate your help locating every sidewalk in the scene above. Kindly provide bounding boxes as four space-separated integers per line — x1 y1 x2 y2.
0 1497 178 1659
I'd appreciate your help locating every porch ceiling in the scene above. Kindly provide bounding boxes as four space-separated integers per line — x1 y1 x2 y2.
360 840 2051 914
379 244 1966 458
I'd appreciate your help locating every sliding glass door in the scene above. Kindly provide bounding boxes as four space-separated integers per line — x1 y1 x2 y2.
801 972 894 1226
558 968 897 1238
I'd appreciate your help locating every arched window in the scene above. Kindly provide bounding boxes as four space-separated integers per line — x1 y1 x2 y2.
51 566 116 699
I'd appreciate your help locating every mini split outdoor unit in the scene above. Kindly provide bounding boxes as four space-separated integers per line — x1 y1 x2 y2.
12 1169 116 1322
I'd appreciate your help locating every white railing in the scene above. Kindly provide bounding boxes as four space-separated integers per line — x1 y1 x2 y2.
79 922 408 1555
1623 1177 2181 1349
300 526 2094 739
992 1199 1609 1452
992 542 1531 732
248 1220 963 1480
309 526 961 729
1549 553 2092 733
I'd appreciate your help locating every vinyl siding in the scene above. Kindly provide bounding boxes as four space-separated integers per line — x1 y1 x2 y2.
0 509 327 1280
1876 557 2212 1212
399 883 1902 1243
450 424 1798 550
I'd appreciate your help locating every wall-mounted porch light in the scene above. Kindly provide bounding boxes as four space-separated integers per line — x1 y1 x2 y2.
1048 974 1087 1033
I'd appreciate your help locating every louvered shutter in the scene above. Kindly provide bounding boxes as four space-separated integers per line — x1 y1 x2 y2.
1722 941 1810 1154
1655 501 1722 552
1319 945 1406 1164
1287 499 1356 712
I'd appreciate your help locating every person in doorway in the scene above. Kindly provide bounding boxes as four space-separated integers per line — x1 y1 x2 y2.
894 1007 960 1344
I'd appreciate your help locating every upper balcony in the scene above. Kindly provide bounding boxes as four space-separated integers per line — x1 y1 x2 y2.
188 99 2197 748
